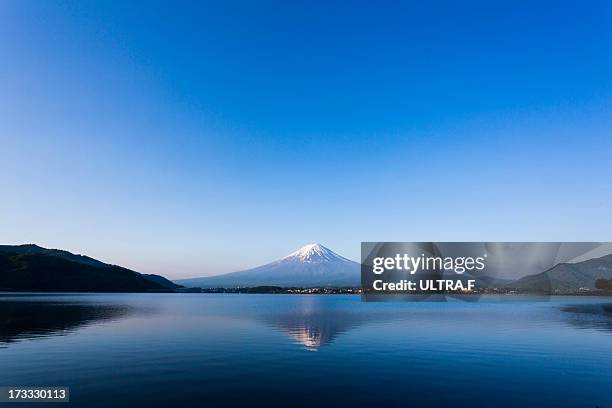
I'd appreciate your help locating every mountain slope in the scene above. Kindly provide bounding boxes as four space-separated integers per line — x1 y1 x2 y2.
511 253 612 291
0 244 180 292
0 244 107 267
177 243 359 288
140 273 182 289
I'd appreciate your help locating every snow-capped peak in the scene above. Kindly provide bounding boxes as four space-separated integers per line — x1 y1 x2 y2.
176 243 360 288
282 243 349 263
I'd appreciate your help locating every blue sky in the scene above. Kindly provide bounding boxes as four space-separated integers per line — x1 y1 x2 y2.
1 0 611 278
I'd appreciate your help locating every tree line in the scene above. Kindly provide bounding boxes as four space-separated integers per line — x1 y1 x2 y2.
595 278 612 291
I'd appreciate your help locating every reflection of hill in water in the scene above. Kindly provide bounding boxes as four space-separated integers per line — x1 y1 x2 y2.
0 300 136 346
561 303 612 332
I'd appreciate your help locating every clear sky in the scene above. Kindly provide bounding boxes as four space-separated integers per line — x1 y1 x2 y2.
1 0 611 278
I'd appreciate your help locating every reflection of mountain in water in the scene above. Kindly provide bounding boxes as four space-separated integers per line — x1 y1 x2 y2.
263 311 368 350
260 305 385 351
0 300 135 346
561 303 612 332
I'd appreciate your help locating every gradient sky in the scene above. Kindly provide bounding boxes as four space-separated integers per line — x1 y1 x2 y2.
1 0 611 278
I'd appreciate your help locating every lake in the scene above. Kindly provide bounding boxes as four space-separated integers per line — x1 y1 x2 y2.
1 293 611 407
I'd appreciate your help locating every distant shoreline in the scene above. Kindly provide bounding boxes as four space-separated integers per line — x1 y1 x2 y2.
1 288 610 296
198 288 612 296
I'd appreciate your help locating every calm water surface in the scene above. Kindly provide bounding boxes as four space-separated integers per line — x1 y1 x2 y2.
1 294 611 407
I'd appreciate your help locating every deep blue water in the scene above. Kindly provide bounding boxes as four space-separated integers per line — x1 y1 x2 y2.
0 294 611 407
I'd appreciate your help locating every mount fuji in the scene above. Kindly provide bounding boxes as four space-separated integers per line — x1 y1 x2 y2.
176 243 360 288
